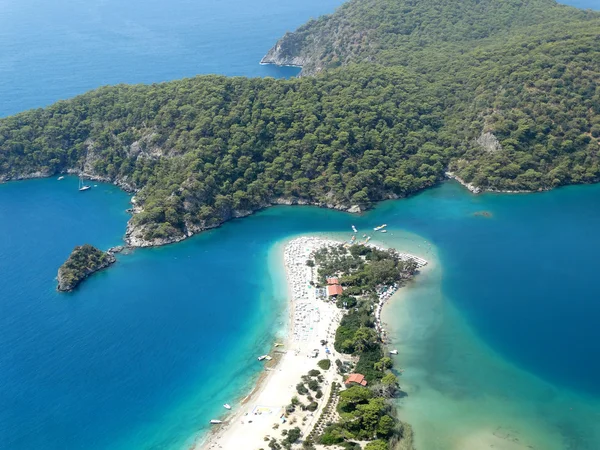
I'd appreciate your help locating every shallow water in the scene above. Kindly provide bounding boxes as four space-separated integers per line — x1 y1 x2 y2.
379 184 600 450
1 0 600 448
2 179 600 449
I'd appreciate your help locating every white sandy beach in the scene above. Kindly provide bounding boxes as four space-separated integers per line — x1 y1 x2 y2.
197 235 427 450
199 237 345 450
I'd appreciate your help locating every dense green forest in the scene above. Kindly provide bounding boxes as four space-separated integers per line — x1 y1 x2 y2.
1 0 599 244
308 244 413 449
57 244 115 291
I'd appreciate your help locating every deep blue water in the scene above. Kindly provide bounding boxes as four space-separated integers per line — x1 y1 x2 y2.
561 0 599 9
1 0 599 449
2 179 600 449
0 0 345 117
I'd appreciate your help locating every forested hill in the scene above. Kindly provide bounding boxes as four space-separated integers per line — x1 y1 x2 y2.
261 0 597 74
1 0 599 246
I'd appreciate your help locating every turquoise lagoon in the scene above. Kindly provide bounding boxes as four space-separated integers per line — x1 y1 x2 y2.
1 0 600 448
1 178 600 449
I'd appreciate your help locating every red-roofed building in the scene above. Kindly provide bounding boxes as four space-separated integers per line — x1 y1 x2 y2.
345 373 367 386
326 277 339 285
327 284 343 297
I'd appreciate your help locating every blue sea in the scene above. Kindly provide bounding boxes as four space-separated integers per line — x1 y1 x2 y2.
1 0 599 449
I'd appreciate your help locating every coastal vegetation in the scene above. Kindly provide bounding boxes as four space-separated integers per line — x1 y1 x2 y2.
0 0 598 245
57 244 116 291
308 244 416 449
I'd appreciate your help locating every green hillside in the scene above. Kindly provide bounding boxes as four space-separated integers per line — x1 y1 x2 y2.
1 0 599 244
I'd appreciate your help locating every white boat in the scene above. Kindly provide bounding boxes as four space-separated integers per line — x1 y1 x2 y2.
78 176 91 192
381 230 387 233
223 404 231 410
258 355 269 361
209 420 223 424
57 176 65 180
389 349 399 355
352 225 357 233
373 224 387 231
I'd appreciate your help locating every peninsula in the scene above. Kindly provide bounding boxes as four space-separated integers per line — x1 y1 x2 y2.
200 236 425 450
0 0 598 248
57 244 116 292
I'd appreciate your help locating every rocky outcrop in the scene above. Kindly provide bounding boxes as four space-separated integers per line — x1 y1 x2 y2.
445 171 547 195
260 32 312 68
259 15 355 76
0 170 54 183
445 171 482 194
475 132 502 153
57 244 116 292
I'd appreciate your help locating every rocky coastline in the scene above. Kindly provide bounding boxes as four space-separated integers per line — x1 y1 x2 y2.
445 172 549 195
124 197 365 247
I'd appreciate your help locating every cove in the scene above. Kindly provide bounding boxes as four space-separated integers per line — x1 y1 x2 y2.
1 178 600 449
1 0 599 448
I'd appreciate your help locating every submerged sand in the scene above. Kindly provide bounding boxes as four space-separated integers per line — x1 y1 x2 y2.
379 232 600 450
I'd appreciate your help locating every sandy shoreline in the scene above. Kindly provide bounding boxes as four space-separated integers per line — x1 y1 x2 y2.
196 236 345 450
193 234 428 450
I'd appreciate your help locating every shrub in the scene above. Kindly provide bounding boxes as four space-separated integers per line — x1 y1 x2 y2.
308 369 321 377
364 440 389 450
306 401 318 412
320 425 345 445
308 379 320 391
296 383 309 395
317 359 331 370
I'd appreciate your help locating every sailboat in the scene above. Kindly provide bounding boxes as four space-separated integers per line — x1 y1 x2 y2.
79 175 91 192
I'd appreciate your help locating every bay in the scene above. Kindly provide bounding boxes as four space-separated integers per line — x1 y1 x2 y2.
1 0 599 449
0 0 345 117
2 179 600 449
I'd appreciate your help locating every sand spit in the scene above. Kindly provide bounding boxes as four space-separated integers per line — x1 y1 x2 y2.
198 237 345 450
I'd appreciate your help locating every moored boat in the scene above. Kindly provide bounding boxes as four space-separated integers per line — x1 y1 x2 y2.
223 403 231 410
209 419 223 424
78 176 91 192
389 349 398 355
57 176 65 180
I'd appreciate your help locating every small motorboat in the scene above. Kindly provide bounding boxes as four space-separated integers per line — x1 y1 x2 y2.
258 355 269 361
352 225 357 233
209 419 223 425
57 176 65 180
223 404 231 410
389 349 399 355
381 230 387 233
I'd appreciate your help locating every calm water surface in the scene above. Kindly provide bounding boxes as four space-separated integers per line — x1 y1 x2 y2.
0 0 345 117
1 0 599 449
2 179 600 449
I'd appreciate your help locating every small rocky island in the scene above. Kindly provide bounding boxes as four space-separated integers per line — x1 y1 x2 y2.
57 244 116 292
